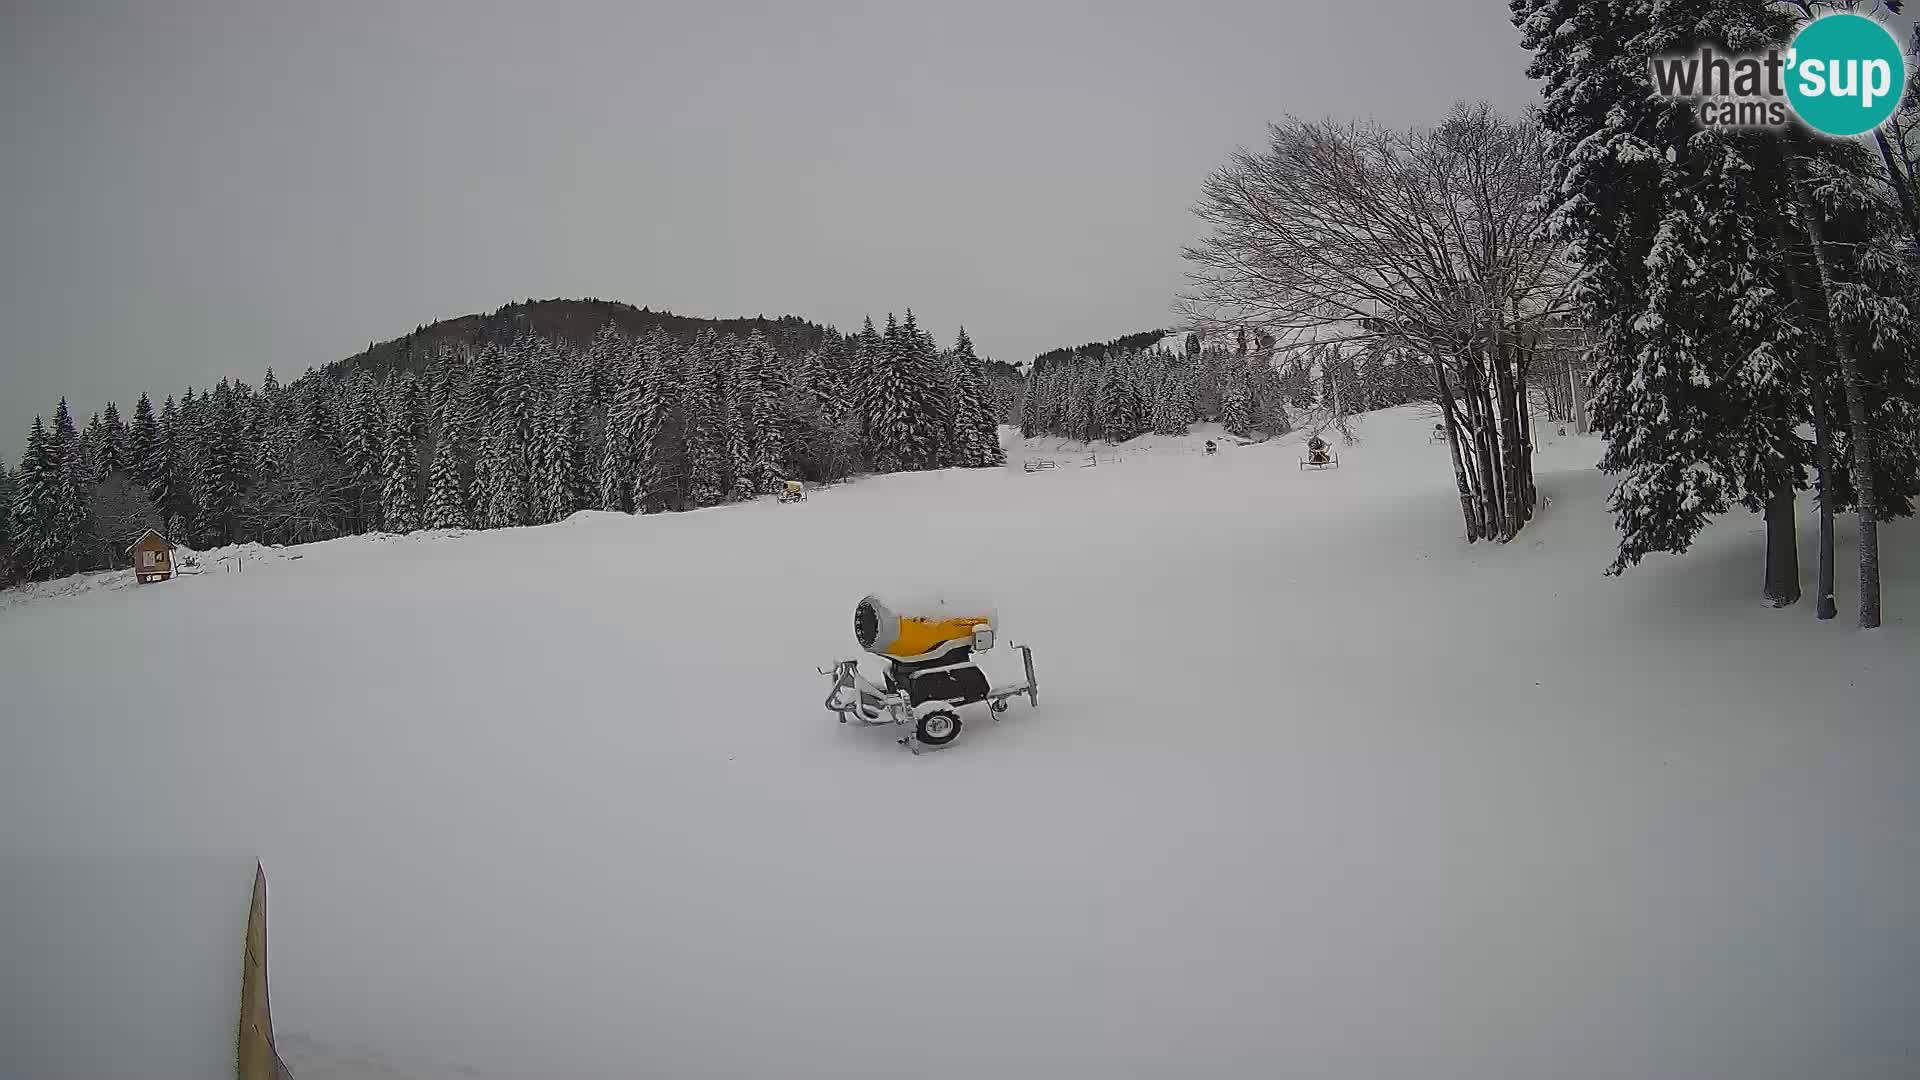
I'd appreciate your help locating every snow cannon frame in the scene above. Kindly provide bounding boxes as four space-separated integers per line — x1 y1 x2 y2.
821 594 1039 754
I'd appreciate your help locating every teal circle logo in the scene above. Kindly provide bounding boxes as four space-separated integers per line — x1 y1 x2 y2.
1786 13 1905 137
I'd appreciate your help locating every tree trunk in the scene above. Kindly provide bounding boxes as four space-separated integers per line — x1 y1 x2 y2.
1773 209 1838 621
1811 392 1839 621
1464 368 1504 540
1568 360 1589 435
1432 356 1481 542
1872 128 1920 242
1790 155 1883 629
1517 380 1538 517
1764 474 1801 607
1489 341 1521 537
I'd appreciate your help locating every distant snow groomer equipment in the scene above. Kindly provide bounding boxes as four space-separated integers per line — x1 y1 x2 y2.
778 479 807 503
819 594 1038 754
1300 434 1339 470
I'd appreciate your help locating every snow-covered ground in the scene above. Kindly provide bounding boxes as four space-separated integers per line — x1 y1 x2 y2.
3 406 1916 1080
0 854 260 1080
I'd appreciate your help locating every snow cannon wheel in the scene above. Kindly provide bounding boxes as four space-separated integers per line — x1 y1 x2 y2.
990 699 1010 714
916 708 962 746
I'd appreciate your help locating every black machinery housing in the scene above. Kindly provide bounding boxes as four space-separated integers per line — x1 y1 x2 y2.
884 650 992 707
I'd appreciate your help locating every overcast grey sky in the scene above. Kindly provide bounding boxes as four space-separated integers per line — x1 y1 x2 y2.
0 0 1538 453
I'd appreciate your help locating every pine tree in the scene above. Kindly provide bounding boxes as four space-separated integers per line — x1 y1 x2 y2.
97 403 126 478
530 368 590 524
48 400 91 569
1020 366 1043 438
598 338 643 512
1097 354 1145 443
0 462 15 585
741 331 790 492
425 399 471 531
682 339 726 507
631 335 680 512
381 376 423 532
1221 362 1252 437
472 335 542 528
947 329 1003 466
127 394 158 488
194 381 245 546
145 396 191 539
1516 0 1819 581
720 339 755 500
897 310 949 468
853 316 883 449
1169 363 1197 433
9 418 59 578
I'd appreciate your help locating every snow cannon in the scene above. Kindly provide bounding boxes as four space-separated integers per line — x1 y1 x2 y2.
821 593 1039 754
854 593 997 663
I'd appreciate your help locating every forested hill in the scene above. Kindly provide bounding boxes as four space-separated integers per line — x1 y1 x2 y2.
332 298 835 381
1031 329 1166 370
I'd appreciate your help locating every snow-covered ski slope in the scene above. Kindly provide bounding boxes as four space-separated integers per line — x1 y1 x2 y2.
3 406 1916 1080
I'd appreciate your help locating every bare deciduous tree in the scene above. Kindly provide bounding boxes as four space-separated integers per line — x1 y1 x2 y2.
1181 102 1571 541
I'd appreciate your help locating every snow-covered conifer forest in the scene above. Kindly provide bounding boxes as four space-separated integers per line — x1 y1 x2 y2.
0 304 1013 584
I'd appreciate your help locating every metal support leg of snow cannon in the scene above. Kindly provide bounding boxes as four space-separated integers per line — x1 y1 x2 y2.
1015 643 1038 709
820 660 892 725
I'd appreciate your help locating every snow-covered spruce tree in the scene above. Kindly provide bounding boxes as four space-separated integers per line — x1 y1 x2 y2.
339 370 383 532
681 336 727 507
718 341 755 501
806 335 851 424
530 364 591 525
81 414 107 486
146 396 191 538
947 329 1004 466
472 422 514 529
852 316 883 451
425 406 470 531
1061 362 1092 442
127 394 158 490
380 375 423 533
1019 363 1044 438
9 418 58 578
864 313 945 472
626 333 680 513
740 330 790 492
96 402 126 479
1220 362 1252 437
1516 0 1821 591
1781 135 1920 626
252 371 288 481
916 318 954 468
598 336 643 513
584 322 627 407
0 463 15 586
529 394 570 523
1166 362 1197 434
560 361 594 517
894 311 950 469
48 401 93 569
189 381 241 546
475 333 543 528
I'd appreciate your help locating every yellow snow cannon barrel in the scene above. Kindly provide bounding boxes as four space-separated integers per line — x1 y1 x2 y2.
854 593 998 662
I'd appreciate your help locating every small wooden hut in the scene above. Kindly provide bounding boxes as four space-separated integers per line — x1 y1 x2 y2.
129 530 176 584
